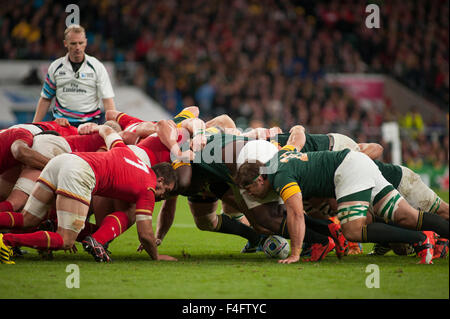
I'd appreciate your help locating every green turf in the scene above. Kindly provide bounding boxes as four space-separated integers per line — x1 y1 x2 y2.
0 192 448 299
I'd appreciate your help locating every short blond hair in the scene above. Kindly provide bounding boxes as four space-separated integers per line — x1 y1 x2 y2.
64 24 86 40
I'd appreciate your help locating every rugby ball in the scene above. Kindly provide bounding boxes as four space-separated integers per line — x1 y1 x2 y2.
263 235 290 259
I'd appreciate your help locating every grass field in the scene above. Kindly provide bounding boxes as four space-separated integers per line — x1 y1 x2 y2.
0 192 448 300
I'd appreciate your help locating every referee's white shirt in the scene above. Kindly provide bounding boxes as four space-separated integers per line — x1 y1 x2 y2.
41 53 114 124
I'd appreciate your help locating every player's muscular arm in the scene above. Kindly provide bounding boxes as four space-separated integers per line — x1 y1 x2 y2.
286 125 306 151
98 124 123 149
10 140 51 170
358 143 384 159
102 98 116 112
181 118 207 151
134 122 157 139
281 192 305 264
155 196 178 244
182 106 199 118
136 218 158 259
105 110 121 121
32 97 52 123
157 120 194 161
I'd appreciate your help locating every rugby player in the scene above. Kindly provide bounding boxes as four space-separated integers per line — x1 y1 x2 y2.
154 127 348 261
236 143 449 264
0 124 178 264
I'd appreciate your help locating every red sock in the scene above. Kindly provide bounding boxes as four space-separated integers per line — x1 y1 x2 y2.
0 201 13 212
3 231 64 250
76 221 99 242
92 211 129 245
0 211 24 229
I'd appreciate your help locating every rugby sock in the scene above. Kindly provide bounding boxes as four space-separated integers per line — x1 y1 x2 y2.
417 211 449 239
0 201 13 212
304 215 333 237
3 231 64 250
278 221 329 245
215 213 260 245
0 211 24 229
361 223 426 244
92 211 129 245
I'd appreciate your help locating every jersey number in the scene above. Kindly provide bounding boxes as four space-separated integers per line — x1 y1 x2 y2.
124 157 149 174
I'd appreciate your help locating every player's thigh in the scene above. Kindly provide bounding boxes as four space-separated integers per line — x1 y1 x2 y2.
0 165 22 200
91 195 116 225
22 182 55 227
56 195 90 247
329 133 360 152
373 189 418 229
336 200 369 242
188 197 219 229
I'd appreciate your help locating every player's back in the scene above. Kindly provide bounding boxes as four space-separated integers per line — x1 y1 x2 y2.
65 133 106 152
271 133 330 152
33 121 79 136
74 146 156 202
268 149 350 199
137 131 186 166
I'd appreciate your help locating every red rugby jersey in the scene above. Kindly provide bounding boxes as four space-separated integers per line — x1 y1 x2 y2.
74 141 156 216
32 121 78 137
64 133 106 152
0 128 34 173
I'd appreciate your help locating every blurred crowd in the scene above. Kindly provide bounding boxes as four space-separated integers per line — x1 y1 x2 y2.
0 0 448 174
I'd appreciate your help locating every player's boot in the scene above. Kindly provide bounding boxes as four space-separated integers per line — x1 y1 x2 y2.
0 234 15 264
327 221 349 258
305 237 336 262
368 243 391 256
413 231 435 264
300 242 312 257
347 242 363 255
241 235 267 253
12 246 28 258
82 235 112 262
433 236 449 259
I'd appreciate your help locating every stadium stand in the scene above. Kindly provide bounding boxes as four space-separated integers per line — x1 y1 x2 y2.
0 0 448 189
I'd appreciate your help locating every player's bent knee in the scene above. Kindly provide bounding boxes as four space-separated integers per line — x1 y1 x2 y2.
194 215 217 231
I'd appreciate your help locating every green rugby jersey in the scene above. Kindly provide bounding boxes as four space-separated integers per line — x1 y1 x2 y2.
373 160 403 189
266 147 350 201
270 133 330 152
173 133 252 184
172 109 196 126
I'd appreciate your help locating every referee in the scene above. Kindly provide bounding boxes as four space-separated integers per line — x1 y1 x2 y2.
33 24 116 127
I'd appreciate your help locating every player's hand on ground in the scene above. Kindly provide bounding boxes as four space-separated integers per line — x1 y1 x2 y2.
136 239 161 253
78 122 100 135
157 254 178 261
278 255 300 264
